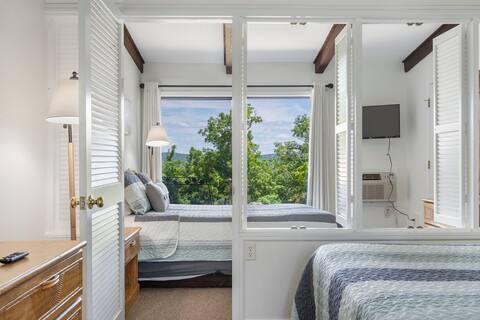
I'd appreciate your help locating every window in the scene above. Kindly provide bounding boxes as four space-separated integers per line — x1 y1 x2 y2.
161 97 232 204
247 97 311 204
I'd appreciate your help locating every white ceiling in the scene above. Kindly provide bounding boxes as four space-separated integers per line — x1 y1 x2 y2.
246 23 333 63
126 21 443 65
126 21 225 64
126 21 333 64
362 23 441 62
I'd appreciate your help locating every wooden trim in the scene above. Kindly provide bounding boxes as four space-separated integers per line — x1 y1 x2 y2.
140 273 232 288
402 24 458 72
124 25 145 73
224 23 232 75
313 24 346 74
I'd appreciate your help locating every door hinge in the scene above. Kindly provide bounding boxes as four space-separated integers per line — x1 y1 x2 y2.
427 160 431 169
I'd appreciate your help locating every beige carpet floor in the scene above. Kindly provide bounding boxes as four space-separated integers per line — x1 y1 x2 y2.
127 288 232 320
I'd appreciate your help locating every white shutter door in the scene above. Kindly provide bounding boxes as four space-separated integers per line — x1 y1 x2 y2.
334 26 352 227
433 25 465 228
79 0 125 319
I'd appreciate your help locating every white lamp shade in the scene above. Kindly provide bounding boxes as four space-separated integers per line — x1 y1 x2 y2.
146 125 169 147
46 78 79 124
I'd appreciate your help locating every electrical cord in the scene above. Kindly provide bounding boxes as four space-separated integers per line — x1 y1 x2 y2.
386 137 416 227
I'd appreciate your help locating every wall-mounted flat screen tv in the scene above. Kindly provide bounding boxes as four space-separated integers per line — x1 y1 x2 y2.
362 104 400 139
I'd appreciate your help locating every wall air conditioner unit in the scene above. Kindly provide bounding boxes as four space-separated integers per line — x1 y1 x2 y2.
362 172 396 202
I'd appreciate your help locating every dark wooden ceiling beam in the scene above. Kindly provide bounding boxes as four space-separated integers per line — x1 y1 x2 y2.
223 23 232 75
124 25 145 73
402 24 458 73
313 24 346 74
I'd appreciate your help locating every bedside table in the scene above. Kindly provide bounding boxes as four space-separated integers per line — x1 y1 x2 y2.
125 227 141 314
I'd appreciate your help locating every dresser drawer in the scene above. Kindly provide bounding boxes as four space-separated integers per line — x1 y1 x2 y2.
0 255 82 320
125 233 139 265
55 292 82 320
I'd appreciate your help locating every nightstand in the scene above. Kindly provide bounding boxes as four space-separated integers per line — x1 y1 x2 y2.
125 227 141 314
422 199 451 228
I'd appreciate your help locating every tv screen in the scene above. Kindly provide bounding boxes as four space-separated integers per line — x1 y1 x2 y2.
362 104 400 139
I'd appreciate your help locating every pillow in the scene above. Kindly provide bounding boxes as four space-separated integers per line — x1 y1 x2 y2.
146 182 170 212
135 171 152 185
124 170 151 214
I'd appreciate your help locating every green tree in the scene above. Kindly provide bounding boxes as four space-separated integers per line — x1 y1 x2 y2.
270 114 310 203
162 106 309 205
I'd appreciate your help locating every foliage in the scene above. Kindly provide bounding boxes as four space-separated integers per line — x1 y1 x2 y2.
162 105 309 204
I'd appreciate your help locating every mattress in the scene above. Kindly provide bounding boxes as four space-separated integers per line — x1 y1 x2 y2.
125 203 337 279
292 243 480 320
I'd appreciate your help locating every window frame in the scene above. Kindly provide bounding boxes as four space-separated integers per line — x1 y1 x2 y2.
234 17 480 237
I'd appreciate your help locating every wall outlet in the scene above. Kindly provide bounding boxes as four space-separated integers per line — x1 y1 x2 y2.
245 241 256 261
385 207 393 217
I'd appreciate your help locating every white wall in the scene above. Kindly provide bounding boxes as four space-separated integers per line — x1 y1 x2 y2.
245 241 323 320
359 54 434 229
0 0 49 241
361 58 411 228
123 49 142 172
404 55 434 224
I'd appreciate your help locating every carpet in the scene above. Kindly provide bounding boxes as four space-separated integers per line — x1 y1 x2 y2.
127 287 232 320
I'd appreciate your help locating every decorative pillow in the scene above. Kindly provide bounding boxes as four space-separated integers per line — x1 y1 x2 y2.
156 181 170 202
135 171 152 185
124 170 151 214
146 181 170 212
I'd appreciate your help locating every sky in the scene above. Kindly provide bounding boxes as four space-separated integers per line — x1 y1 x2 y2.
161 97 311 155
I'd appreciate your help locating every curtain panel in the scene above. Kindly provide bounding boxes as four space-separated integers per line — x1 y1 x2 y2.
307 82 335 212
141 82 162 181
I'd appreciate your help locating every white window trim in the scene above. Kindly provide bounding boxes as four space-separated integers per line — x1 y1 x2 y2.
158 86 313 98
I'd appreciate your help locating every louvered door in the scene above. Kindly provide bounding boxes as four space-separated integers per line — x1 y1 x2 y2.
79 0 125 319
334 26 353 227
432 25 465 228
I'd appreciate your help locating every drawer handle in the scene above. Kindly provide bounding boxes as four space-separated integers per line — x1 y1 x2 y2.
41 274 60 290
130 240 136 247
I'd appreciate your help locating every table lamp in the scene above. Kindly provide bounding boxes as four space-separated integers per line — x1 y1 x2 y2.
146 123 169 181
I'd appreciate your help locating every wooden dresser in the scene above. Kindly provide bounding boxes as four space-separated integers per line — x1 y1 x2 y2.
0 240 85 320
125 227 140 314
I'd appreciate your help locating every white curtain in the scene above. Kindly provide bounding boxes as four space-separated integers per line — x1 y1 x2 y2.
141 82 162 181
307 82 335 212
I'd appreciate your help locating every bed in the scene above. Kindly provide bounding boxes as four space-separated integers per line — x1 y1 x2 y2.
124 203 338 283
292 243 480 320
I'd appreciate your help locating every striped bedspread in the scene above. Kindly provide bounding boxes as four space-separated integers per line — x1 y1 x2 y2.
292 243 480 320
130 203 338 261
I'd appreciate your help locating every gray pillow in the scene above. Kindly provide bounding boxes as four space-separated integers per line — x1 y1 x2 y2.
124 170 151 215
146 182 170 212
135 171 152 185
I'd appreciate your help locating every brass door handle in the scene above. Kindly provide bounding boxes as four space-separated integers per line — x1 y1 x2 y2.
88 196 104 209
70 197 79 208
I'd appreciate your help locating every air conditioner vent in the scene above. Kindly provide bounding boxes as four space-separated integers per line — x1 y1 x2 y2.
362 172 396 202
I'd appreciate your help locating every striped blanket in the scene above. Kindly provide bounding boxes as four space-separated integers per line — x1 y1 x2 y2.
131 203 338 260
292 243 480 320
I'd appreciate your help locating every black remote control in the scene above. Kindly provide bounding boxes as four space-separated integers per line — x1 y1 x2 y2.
0 252 29 264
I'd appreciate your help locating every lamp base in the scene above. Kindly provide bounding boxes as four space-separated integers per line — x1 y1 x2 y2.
66 124 77 241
